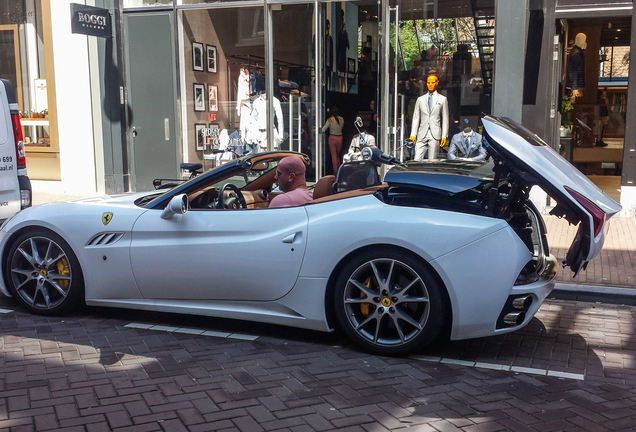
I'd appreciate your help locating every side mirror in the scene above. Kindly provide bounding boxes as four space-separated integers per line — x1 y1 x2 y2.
355 117 363 128
404 138 415 149
161 194 188 219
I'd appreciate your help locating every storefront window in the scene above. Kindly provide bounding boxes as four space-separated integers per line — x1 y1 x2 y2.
0 0 57 179
179 6 267 170
387 3 493 161
123 0 172 8
565 18 630 178
271 3 316 179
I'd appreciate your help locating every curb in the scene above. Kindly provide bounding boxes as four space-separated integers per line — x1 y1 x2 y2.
549 282 636 306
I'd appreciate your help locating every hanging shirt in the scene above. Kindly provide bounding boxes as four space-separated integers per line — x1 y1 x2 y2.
236 69 251 115
251 70 266 94
273 96 284 144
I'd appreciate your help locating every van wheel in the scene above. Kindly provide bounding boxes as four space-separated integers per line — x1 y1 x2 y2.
334 249 446 356
6 229 84 315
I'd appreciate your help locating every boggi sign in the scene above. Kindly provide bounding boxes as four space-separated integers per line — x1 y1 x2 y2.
70 3 112 38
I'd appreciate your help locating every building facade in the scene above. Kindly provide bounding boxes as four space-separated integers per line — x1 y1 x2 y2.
3 0 636 214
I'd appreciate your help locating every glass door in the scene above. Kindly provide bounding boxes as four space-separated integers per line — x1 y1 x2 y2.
269 2 318 180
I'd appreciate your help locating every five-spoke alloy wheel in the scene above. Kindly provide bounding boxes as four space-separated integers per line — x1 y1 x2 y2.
6 229 84 315
334 249 446 356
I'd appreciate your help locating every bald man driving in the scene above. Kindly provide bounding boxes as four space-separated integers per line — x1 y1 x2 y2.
269 156 314 208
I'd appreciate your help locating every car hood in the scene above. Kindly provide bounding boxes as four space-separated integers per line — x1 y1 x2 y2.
75 191 163 206
482 115 622 275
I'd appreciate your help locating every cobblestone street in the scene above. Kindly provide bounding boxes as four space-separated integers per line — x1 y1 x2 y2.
1 296 635 431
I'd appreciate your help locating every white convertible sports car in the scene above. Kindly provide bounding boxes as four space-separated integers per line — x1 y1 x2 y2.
0 116 621 356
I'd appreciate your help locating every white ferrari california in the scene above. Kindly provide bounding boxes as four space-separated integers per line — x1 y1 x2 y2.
0 116 621 356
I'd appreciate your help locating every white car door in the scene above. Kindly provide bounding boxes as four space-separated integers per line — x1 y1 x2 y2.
129 207 308 301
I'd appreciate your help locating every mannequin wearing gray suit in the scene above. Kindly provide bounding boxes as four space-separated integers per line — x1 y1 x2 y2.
448 130 487 162
410 90 449 160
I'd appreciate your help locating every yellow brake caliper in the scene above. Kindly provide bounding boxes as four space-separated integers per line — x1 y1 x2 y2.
360 277 371 316
57 259 70 290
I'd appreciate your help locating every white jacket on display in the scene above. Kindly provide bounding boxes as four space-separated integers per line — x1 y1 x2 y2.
236 69 251 115
273 96 284 146
239 98 254 144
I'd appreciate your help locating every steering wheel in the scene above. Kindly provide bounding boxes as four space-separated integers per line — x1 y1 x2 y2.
214 183 247 209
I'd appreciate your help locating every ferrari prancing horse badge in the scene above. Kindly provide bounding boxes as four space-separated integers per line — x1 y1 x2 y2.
102 212 113 226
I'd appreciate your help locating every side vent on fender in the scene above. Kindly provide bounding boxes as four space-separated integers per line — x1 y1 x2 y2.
87 232 124 246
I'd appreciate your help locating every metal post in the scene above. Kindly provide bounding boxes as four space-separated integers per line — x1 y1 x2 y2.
399 93 405 162
393 5 399 159
265 2 274 152
380 0 391 159
288 93 294 151
298 96 302 153
314 0 322 181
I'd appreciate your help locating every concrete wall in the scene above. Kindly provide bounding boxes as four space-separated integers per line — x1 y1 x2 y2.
49 0 97 193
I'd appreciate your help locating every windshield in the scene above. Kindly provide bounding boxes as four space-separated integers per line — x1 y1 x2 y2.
210 160 279 190
136 159 280 208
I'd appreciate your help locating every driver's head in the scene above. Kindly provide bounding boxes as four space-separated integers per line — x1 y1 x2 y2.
275 156 307 193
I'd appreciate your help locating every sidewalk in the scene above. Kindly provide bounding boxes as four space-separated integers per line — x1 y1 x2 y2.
545 215 636 288
30 181 636 289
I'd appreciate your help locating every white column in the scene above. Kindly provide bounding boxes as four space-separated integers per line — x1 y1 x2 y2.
49 0 97 193
492 0 528 123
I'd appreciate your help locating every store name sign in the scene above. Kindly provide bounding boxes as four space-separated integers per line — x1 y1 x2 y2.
70 4 111 38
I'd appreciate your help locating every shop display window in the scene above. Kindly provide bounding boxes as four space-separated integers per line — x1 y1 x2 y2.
564 18 630 177
180 7 268 170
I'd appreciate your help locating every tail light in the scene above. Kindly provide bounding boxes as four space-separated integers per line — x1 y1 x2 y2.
565 186 605 237
10 113 27 169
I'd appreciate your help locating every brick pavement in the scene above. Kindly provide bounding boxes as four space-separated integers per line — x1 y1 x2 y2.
1 297 636 432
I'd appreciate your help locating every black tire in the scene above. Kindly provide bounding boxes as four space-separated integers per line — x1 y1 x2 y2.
334 248 447 356
5 228 85 315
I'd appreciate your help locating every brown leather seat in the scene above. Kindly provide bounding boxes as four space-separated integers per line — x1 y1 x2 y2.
312 175 335 199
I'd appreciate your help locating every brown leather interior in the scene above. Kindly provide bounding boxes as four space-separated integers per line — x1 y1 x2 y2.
313 175 335 200
308 183 388 205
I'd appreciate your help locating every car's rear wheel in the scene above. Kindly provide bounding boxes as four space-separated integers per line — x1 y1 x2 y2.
6 229 84 315
334 249 446 356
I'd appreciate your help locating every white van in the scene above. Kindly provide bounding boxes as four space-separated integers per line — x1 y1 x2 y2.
0 79 31 222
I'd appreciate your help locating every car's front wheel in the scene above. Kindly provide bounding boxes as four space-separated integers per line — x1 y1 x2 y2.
6 229 84 315
334 249 446 356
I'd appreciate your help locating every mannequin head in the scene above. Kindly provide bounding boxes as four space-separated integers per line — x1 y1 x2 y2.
575 33 587 49
426 75 439 93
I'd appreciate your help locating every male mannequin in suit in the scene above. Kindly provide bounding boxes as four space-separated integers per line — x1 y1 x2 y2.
448 125 487 162
410 75 449 160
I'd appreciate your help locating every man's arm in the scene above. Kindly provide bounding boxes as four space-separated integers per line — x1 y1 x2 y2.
441 96 449 141
472 135 488 162
447 134 459 160
269 193 293 209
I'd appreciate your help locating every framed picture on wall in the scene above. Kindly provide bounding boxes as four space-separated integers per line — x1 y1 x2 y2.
208 85 218 112
206 45 217 73
195 123 206 151
192 42 204 71
348 57 356 74
193 83 205 111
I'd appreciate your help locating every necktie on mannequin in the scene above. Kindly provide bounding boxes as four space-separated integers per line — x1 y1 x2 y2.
428 93 433 112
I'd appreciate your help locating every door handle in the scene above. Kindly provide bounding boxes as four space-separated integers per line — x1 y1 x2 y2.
282 233 297 244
